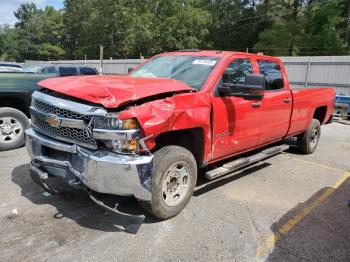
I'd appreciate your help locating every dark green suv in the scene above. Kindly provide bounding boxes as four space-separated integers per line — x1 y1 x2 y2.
0 65 98 151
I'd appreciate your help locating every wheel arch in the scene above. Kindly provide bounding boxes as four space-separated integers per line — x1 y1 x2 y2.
313 106 328 124
0 97 30 117
154 127 205 168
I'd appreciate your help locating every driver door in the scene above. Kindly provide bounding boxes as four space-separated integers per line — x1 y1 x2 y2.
210 58 262 161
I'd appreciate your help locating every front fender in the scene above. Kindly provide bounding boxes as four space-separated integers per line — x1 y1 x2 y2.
118 92 213 162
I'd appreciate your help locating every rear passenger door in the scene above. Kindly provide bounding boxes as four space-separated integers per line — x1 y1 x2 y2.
59 66 78 77
257 60 292 145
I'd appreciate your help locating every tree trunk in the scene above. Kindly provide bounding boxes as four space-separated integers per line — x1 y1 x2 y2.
346 0 350 47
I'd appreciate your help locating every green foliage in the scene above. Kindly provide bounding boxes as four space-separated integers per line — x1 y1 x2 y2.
0 0 349 61
122 0 211 57
1 5 65 61
253 0 348 56
62 0 211 58
301 0 347 55
14 3 37 28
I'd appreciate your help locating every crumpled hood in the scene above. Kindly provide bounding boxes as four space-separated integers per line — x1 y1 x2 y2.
38 75 194 108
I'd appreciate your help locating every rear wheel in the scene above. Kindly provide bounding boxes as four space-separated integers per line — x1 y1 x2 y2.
297 119 321 154
0 108 30 151
139 146 197 220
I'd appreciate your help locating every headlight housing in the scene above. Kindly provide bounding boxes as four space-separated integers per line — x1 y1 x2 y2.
94 115 138 130
93 115 140 154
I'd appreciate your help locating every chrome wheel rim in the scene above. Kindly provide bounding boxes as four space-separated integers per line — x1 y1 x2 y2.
0 117 23 144
161 162 191 207
310 127 319 148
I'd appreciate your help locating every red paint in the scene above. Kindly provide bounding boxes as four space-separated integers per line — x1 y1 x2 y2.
39 76 194 108
38 51 335 166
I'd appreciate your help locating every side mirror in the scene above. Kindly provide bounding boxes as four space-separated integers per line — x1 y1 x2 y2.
218 74 265 100
127 67 134 74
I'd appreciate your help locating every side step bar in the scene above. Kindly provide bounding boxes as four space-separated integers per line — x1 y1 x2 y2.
205 145 289 180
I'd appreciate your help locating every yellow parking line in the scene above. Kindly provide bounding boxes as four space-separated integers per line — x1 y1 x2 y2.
286 156 347 173
256 171 350 258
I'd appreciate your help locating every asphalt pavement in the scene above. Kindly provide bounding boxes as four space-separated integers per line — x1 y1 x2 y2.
0 122 349 262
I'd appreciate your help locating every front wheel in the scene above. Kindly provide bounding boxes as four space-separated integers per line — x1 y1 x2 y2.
297 119 321 154
0 107 30 151
139 146 197 220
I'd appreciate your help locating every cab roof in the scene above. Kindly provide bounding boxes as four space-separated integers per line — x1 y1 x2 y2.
160 50 281 62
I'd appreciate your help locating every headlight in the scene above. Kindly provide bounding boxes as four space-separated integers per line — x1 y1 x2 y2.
94 115 138 130
93 115 140 154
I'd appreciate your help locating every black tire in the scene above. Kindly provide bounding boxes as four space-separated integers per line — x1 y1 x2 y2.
297 119 321 154
139 146 197 220
0 107 30 151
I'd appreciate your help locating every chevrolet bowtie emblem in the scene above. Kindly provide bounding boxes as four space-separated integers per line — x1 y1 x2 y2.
47 114 61 127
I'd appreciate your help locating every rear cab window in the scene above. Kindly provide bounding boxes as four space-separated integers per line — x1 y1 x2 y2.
257 60 284 91
79 67 98 75
59 67 78 77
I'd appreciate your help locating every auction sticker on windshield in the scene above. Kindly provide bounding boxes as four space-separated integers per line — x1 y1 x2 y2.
192 60 217 66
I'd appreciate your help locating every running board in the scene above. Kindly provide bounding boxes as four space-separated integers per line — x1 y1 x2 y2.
205 145 289 180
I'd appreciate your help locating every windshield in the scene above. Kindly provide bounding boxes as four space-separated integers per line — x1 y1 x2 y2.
25 65 43 73
130 55 219 90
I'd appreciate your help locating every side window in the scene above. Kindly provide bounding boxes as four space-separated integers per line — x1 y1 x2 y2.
222 58 253 84
257 60 284 90
42 66 56 74
79 67 98 75
59 67 77 77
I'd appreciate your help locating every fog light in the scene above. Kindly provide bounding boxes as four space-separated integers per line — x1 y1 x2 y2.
112 139 138 153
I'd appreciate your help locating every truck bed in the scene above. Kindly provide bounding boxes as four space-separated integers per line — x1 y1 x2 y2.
288 87 335 136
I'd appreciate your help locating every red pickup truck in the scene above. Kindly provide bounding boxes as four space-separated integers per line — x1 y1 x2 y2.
25 50 335 219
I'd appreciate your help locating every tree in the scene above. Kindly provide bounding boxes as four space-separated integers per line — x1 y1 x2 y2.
301 0 347 55
1 0 350 61
14 3 37 29
205 0 273 52
122 0 211 57
2 4 65 61
341 0 350 46
254 0 348 56
31 7 65 59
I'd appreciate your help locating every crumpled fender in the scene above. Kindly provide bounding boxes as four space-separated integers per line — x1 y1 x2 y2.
118 92 213 162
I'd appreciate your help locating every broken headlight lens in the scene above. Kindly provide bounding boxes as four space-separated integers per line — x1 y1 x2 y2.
111 139 139 154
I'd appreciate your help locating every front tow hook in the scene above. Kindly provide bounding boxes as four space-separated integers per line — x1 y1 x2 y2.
30 166 59 195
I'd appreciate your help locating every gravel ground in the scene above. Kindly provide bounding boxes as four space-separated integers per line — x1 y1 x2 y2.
0 122 349 262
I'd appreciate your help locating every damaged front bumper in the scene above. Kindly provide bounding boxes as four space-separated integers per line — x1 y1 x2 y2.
25 128 153 201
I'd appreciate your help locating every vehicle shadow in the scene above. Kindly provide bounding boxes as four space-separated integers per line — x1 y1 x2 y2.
266 176 350 261
194 162 271 197
11 164 157 234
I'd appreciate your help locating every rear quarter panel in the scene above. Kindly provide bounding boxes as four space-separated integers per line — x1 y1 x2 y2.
288 87 335 136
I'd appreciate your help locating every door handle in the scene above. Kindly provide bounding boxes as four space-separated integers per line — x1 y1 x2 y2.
251 102 261 108
283 98 291 103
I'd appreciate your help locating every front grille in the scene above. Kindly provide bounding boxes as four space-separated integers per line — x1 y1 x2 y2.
31 97 97 148
32 99 92 121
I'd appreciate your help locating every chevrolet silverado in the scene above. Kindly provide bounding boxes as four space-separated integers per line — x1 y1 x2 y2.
25 50 335 219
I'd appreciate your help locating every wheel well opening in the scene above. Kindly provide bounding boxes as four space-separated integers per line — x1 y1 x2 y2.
313 106 327 124
155 128 204 167
0 98 29 117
